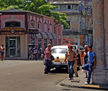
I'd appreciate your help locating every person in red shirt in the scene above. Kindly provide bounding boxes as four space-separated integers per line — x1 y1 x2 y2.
44 44 52 74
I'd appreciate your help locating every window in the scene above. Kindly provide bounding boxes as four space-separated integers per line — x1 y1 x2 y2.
31 19 35 28
66 5 72 9
38 23 40 29
51 48 67 54
68 5 71 9
5 22 21 27
49 39 53 45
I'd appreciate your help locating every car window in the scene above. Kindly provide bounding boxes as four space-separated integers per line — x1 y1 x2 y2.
78 46 84 50
51 48 67 54
72 46 76 50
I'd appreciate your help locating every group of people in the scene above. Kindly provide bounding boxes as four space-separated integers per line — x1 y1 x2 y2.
44 43 96 85
64 44 96 85
0 44 5 61
82 45 96 84
28 46 44 60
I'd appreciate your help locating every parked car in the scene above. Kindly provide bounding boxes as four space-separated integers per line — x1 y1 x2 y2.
51 45 84 69
51 45 68 68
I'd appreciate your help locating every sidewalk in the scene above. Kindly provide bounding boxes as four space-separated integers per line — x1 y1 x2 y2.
58 70 108 90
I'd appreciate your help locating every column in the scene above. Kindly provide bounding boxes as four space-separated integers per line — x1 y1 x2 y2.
92 0 107 85
104 0 108 69
93 0 105 68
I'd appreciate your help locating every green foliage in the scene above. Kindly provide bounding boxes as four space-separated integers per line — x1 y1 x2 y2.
50 12 69 28
38 4 56 16
0 0 25 10
0 0 69 28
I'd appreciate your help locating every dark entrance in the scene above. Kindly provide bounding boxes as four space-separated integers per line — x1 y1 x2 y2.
6 37 20 57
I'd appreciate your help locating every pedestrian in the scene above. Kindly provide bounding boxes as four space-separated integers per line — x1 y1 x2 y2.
82 45 88 78
82 46 96 84
76 49 81 68
40 48 44 60
28 48 33 60
44 44 52 74
73 49 81 77
63 44 77 80
0 44 5 61
32 47 38 60
38 48 41 60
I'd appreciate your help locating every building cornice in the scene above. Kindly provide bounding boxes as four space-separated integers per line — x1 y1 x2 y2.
49 1 81 5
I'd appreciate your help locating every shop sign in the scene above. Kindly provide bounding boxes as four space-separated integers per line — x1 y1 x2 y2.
29 29 39 34
0 27 26 35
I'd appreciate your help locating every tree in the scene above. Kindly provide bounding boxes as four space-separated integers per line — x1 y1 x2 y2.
0 0 69 28
0 0 25 10
50 12 69 28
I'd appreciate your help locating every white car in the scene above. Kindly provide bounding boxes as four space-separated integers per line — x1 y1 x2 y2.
51 45 68 68
51 45 83 68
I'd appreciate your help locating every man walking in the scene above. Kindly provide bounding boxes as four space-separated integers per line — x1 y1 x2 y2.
82 46 96 84
44 44 52 74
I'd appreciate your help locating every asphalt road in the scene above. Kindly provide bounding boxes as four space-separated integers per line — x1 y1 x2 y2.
0 60 104 91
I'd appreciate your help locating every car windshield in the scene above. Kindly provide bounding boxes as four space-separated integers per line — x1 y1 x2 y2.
51 48 67 54
72 46 76 50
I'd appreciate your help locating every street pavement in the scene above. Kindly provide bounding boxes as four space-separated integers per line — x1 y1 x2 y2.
0 60 106 91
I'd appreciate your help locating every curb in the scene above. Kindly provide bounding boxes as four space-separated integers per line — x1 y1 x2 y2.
60 83 81 88
59 83 108 90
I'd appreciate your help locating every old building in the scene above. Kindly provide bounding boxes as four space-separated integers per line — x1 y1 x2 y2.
80 0 93 46
47 0 82 45
0 9 63 59
92 0 108 87
47 0 93 46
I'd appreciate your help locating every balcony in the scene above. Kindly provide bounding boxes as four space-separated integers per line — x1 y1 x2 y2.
49 1 81 5
52 9 80 14
63 30 80 35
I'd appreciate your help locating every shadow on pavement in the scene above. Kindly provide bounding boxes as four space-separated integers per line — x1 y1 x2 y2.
49 68 68 74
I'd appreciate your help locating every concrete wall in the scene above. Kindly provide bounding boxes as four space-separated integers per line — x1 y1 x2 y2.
104 0 108 69
20 35 28 59
67 15 79 31
92 0 108 86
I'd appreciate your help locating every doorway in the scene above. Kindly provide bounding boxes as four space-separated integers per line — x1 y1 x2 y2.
6 37 20 57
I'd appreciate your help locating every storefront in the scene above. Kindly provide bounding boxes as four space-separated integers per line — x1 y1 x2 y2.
0 9 63 59
0 27 27 59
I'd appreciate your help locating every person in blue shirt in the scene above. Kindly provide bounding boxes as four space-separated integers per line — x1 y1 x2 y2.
82 46 96 84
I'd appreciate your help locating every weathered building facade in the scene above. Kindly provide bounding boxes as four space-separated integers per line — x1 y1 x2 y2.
48 0 82 45
80 0 93 46
92 0 108 87
0 9 63 59
47 0 93 46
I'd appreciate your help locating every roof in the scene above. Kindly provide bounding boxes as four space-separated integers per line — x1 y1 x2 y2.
0 9 28 13
0 9 54 19
49 1 81 5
